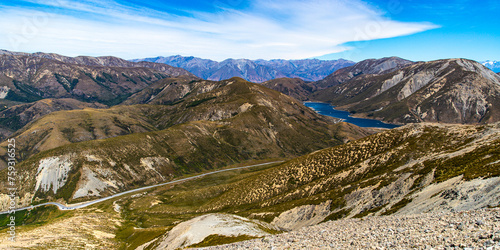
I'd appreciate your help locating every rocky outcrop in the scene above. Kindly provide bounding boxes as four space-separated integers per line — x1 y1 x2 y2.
148 213 279 250
271 200 332 230
313 59 500 124
396 176 500 215
208 208 500 249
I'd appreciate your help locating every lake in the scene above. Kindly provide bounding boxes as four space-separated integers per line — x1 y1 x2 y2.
304 102 400 129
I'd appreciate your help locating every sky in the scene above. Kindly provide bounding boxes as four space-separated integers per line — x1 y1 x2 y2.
0 0 498 62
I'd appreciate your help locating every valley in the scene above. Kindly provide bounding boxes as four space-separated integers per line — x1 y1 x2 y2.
0 50 499 249
0 160 282 215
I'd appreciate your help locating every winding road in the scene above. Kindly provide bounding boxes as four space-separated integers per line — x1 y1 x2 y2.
0 161 283 215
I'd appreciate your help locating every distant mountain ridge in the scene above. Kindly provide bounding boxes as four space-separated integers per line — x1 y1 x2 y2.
482 60 500 73
131 55 354 82
0 51 195 105
0 50 195 77
260 57 414 102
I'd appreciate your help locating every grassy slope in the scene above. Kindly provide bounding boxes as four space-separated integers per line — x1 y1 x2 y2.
2 122 499 249
0 105 158 164
114 122 500 235
0 78 370 205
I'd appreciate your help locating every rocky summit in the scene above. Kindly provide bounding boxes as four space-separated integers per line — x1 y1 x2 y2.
314 56 415 89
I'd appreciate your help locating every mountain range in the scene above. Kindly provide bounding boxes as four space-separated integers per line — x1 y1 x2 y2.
0 51 195 106
0 76 371 206
258 57 500 125
131 55 354 82
482 60 500 73
313 58 500 124
2 121 498 249
0 50 499 249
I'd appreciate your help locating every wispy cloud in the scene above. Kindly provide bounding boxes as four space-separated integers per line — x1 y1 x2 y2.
0 0 438 60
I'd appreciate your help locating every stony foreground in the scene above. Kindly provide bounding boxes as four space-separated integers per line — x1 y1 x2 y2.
201 208 500 250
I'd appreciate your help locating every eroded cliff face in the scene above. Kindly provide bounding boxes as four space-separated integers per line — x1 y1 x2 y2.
313 59 500 124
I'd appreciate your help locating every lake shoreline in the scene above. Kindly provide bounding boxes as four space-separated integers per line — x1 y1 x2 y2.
304 102 400 129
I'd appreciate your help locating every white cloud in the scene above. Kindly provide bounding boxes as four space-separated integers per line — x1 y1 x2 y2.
0 0 438 60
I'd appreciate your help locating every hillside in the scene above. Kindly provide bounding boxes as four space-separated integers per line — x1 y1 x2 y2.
0 105 159 167
1 122 499 249
208 208 500 249
122 76 225 105
0 98 107 132
258 57 414 103
0 52 194 105
0 78 370 207
132 55 354 82
120 122 500 248
261 78 315 101
183 122 500 217
313 58 500 124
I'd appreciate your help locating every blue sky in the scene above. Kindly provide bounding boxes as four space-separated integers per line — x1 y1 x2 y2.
0 0 498 62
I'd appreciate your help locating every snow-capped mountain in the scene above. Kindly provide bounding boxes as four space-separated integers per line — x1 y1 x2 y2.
482 60 500 73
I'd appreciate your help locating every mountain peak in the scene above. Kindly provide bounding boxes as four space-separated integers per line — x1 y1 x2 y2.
315 57 414 89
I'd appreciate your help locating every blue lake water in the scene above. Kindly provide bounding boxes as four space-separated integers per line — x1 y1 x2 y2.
304 102 400 129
